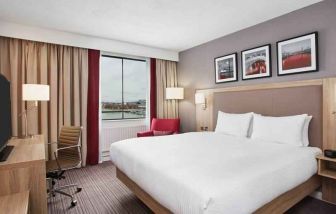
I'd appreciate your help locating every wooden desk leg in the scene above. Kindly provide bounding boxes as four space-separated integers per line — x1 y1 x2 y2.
322 177 336 204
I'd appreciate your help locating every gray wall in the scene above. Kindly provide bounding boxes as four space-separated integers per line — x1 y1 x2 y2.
177 0 336 132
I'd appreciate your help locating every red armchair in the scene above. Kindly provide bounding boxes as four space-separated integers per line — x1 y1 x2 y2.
137 118 180 137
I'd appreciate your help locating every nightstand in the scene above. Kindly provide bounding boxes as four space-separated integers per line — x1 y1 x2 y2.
316 154 336 204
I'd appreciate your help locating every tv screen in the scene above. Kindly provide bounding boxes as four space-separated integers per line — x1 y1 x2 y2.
0 74 12 152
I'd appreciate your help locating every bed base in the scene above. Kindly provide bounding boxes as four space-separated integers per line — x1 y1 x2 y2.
254 174 321 213
116 168 321 214
117 168 171 214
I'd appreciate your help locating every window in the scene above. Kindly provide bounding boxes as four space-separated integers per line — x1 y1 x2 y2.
101 55 148 120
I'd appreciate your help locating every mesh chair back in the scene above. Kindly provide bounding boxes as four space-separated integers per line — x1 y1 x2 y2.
57 126 82 167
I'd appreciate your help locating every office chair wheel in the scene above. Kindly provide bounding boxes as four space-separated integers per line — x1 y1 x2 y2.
76 187 82 193
71 200 77 207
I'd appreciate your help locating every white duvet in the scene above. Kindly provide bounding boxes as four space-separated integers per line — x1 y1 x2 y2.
110 132 321 214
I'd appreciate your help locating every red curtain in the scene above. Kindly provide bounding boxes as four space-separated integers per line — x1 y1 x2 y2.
150 58 157 126
87 49 100 165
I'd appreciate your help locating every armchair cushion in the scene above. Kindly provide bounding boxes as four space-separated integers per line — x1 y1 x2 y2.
137 130 154 137
137 118 180 137
153 130 174 136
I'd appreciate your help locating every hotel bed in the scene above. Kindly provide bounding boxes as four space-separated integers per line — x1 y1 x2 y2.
110 79 335 213
110 132 321 214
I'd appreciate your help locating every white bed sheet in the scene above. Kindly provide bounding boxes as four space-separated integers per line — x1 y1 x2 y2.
110 132 321 214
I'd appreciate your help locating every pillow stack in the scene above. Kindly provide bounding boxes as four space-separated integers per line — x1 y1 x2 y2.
215 111 312 147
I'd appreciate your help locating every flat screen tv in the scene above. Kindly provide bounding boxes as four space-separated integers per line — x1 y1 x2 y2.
0 74 12 161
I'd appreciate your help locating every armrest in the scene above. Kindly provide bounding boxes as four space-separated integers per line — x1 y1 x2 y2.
137 130 154 137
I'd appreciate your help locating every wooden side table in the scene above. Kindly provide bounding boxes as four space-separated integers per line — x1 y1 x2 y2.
316 154 336 204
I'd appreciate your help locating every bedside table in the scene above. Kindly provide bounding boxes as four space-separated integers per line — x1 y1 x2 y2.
316 154 336 204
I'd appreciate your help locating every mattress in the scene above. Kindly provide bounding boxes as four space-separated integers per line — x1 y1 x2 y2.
110 132 321 214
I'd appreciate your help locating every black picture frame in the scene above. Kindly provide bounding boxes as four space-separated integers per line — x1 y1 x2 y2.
241 44 272 81
276 32 318 76
214 52 238 84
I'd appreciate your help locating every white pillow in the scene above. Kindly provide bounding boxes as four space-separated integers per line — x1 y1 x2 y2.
251 114 307 146
215 111 253 137
302 115 312 146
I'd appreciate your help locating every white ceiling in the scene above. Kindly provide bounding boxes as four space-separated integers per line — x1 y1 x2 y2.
0 0 321 52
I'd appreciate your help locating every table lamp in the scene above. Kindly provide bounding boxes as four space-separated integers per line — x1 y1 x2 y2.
166 87 184 100
21 84 50 138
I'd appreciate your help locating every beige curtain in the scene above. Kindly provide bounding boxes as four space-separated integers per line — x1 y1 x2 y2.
0 37 88 166
156 59 178 118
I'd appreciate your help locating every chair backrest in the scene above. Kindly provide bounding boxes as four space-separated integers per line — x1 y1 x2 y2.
151 118 180 133
57 126 82 166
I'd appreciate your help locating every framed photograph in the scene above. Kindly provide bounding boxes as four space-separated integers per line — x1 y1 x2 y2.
277 32 318 76
241 44 271 80
214 53 238 83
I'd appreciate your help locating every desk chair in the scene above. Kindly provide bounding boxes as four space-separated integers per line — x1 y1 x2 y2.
46 126 82 207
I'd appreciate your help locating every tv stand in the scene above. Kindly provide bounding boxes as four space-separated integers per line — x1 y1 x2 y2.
0 145 14 162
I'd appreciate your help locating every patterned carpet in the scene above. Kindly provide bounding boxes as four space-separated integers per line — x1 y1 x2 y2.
48 162 336 214
48 162 151 214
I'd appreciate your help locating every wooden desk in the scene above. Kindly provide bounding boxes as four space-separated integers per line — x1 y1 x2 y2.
0 136 47 214
0 191 30 214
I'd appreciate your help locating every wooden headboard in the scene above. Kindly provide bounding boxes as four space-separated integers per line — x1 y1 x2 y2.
195 78 336 150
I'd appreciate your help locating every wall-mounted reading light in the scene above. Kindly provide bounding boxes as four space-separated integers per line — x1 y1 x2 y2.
195 92 206 110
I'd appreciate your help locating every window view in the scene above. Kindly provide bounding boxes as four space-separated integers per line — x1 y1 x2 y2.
101 55 147 120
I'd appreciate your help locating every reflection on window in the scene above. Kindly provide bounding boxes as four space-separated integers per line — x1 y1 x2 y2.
101 55 147 120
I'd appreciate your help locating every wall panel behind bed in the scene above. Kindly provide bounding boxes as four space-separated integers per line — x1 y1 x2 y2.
212 85 323 148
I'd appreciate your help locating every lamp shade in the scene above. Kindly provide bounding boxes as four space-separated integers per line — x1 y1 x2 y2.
166 87 184 100
195 93 205 104
22 84 50 101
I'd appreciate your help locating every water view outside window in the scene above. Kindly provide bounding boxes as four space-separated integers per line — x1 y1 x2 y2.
101 56 147 120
